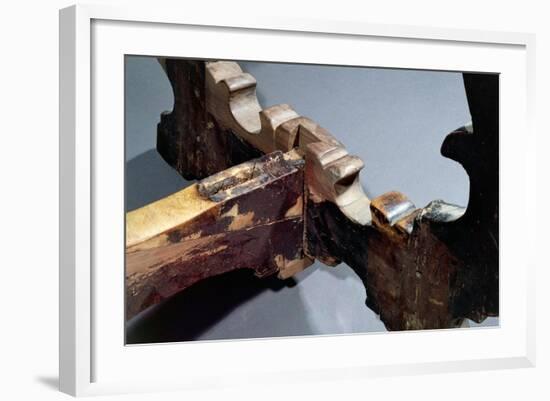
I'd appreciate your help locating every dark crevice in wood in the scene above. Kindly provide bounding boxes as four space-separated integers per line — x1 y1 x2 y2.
157 59 262 181
129 58 499 332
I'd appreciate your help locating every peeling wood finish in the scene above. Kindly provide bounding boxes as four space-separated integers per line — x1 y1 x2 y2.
305 194 489 330
156 59 262 180
305 73 499 329
127 219 305 319
204 60 371 225
126 184 216 249
126 151 309 319
157 58 371 225
128 59 499 332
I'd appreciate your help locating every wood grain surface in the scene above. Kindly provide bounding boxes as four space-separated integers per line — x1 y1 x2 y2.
128 59 499 331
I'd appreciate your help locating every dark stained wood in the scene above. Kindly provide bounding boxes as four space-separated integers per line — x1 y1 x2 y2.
157 59 262 180
127 218 305 320
132 58 499 331
436 73 499 322
304 73 499 330
126 151 311 319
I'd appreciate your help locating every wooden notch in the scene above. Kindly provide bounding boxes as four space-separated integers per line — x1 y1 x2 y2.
203 60 372 226
205 61 301 153
152 59 499 331
126 151 311 319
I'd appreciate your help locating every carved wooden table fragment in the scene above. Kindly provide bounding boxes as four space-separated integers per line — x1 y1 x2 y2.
126 58 499 331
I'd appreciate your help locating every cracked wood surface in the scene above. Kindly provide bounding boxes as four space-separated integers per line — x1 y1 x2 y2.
126 151 311 319
157 59 262 180
304 73 498 329
157 59 370 224
127 59 498 330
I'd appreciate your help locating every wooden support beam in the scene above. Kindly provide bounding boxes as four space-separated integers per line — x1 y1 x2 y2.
129 58 498 331
126 151 312 319
157 59 261 180
157 58 370 224
305 73 499 329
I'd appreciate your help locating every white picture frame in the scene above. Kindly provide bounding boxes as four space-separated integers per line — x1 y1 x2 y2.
59 3 536 397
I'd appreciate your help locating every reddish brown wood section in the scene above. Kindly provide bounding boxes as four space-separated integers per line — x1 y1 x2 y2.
127 58 499 331
126 151 311 319
157 59 261 180
304 74 498 329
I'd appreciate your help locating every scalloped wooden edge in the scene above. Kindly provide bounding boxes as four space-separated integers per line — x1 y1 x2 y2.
204 60 372 225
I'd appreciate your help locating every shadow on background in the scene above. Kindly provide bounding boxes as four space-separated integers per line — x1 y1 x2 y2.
35 376 58 391
126 149 319 344
126 269 315 344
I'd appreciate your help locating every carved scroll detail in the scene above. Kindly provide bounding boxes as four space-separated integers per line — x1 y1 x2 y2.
128 59 498 331
205 61 371 225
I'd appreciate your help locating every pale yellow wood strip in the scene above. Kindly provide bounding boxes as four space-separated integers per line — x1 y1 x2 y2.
126 184 216 248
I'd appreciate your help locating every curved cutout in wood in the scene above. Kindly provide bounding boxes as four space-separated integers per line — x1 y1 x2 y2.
205 61 371 225
128 59 498 331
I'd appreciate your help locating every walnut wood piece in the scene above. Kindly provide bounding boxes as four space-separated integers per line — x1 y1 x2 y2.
129 58 498 330
205 61 371 225
157 59 261 180
126 151 312 319
305 73 498 329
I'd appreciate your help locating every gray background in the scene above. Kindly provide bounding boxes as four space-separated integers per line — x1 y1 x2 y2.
125 56 497 343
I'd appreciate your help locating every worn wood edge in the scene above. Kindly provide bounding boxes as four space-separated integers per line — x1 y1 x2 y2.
156 59 264 181
127 151 303 250
125 151 312 318
126 217 306 320
151 60 499 330
126 184 216 249
203 60 372 226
